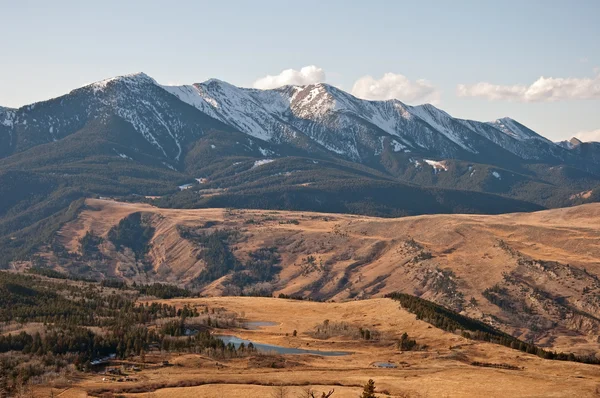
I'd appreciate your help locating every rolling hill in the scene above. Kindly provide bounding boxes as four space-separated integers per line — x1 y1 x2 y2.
26 198 600 357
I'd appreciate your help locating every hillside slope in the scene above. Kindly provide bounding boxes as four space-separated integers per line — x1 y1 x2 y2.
29 199 600 355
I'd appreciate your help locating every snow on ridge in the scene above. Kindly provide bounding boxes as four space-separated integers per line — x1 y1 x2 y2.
163 80 281 142
408 104 476 153
88 72 157 93
488 117 551 143
4 71 565 167
91 74 556 162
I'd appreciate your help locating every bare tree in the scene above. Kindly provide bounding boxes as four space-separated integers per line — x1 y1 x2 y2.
311 389 334 398
297 387 313 398
271 385 289 398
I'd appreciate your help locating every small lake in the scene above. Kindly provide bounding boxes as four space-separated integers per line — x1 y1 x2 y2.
245 321 278 330
374 362 397 368
216 335 350 356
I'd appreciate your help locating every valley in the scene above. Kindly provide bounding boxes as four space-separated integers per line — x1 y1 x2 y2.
33 297 600 398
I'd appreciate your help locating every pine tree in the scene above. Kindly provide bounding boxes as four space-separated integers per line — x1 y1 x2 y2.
360 379 376 398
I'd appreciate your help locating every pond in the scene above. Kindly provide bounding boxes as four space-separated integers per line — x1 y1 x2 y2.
374 362 397 368
216 335 350 356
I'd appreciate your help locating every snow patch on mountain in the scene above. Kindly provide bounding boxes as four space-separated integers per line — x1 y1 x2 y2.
163 79 291 142
89 72 157 93
259 147 275 156
0 107 15 127
408 104 476 153
113 149 132 160
289 84 347 119
162 162 176 171
114 107 169 158
391 139 407 152
140 99 182 160
424 159 448 173
74 73 192 161
252 159 275 168
410 158 422 168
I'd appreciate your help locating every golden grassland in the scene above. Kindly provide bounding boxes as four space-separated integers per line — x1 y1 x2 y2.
42 297 600 398
29 200 600 396
48 199 600 352
58 199 600 297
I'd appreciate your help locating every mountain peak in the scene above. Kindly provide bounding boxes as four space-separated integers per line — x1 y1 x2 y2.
200 78 234 87
412 103 452 118
289 82 348 118
569 137 583 146
86 72 157 93
496 116 515 123
488 117 550 143
556 137 585 150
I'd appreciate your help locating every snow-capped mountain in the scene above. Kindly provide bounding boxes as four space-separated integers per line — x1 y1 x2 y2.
1 71 599 176
162 78 597 172
2 71 600 256
164 80 481 162
0 73 240 168
556 137 600 166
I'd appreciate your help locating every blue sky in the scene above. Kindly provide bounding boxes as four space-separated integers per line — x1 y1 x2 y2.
1 0 599 141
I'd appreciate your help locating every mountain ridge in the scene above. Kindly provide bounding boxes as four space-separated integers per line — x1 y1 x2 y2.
1 71 600 268
159 76 599 173
2 72 597 166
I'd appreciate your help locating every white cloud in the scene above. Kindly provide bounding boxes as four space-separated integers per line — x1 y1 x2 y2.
351 73 440 104
253 65 325 89
574 129 600 143
457 71 600 102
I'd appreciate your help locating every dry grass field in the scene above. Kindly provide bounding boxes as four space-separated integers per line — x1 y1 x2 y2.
45 199 600 354
25 200 600 396
42 297 600 398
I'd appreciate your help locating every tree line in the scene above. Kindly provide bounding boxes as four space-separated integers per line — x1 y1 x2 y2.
385 292 600 365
